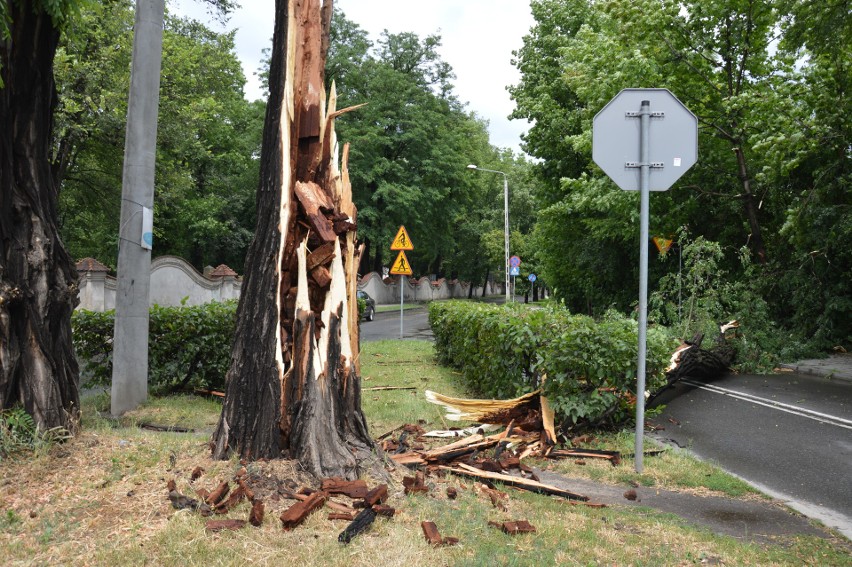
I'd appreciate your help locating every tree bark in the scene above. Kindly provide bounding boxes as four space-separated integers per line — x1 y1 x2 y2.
0 4 81 431
212 0 374 479
733 147 767 263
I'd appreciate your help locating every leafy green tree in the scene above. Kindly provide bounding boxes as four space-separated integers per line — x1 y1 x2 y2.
514 0 850 348
328 11 495 277
56 4 262 270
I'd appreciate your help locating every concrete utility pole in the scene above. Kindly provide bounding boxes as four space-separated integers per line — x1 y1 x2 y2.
111 0 165 416
467 165 510 303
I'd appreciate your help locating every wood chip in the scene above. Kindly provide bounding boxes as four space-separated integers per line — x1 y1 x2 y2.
280 492 327 530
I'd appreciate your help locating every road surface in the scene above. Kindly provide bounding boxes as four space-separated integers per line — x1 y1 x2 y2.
649 371 852 537
360 306 432 342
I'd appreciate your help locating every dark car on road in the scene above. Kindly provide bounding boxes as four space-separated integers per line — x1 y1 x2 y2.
357 290 376 321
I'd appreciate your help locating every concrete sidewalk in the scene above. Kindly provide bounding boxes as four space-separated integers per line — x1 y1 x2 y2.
778 352 852 382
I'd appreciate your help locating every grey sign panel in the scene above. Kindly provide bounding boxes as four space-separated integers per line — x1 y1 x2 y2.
592 88 697 191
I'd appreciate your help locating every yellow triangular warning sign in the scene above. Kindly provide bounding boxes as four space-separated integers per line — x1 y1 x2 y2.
653 236 673 255
390 225 414 251
389 251 413 276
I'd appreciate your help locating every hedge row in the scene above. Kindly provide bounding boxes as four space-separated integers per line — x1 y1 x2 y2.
72 301 237 395
428 301 678 429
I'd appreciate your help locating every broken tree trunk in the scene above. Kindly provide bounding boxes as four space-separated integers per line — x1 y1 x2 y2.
650 321 740 404
211 0 374 479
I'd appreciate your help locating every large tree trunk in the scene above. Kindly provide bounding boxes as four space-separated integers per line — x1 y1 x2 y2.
0 5 81 431
212 0 374 479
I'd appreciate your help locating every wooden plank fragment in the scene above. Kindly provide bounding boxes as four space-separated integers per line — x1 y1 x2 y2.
328 512 355 521
421 521 459 546
373 504 395 517
363 484 388 507
205 519 246 532
421 521 443 545
214 486 245 514
489 520 536 535
249 500 265 527
321 478 368 499
190 467 204 482
403 472 429 495
326 499 356 514
280 492 327 530
439 464 589 501
206 481 230 506
294 181 336 242
548 448 621 466
388 452 426 466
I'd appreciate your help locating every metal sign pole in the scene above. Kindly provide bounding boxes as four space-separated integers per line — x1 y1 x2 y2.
635 100 651 473
400 274 404 339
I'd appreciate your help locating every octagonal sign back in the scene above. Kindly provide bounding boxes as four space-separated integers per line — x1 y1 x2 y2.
593 88 697 191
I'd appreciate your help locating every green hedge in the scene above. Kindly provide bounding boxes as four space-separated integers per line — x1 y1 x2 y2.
72 301 237 394
429 301 678 430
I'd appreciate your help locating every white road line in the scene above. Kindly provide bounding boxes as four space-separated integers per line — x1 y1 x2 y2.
680 379 852 430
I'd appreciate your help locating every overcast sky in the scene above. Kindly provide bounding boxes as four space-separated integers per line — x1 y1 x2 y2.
171 0 535 155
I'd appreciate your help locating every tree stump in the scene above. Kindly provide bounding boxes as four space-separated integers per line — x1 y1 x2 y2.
211 0 374 479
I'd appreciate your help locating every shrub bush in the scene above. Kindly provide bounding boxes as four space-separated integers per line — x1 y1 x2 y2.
73 300 237 394
429 301 678 431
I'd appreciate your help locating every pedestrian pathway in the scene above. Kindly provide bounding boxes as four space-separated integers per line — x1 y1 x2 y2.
779 352 852 382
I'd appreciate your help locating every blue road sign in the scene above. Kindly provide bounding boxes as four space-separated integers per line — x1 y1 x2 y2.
528 274 537 282
510 266 520 276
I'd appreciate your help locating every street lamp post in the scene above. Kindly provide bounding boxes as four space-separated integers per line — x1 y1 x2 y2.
467 164 510 303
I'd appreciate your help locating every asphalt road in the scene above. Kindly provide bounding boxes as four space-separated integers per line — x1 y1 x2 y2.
649 372 852 536
360 306 433 342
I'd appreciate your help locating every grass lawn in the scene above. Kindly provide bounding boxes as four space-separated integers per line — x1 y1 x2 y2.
0 340 848 566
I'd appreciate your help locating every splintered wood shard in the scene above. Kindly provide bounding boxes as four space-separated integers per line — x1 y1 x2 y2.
425 389 542 424
280 491 327 530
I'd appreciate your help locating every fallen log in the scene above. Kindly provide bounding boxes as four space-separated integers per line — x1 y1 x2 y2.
440 463 590 502
280 492 327 530
650 321 739 404
338 507 377 544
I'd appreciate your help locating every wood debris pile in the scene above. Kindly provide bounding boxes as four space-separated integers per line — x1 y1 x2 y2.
382 388 623 498
165 464 393 542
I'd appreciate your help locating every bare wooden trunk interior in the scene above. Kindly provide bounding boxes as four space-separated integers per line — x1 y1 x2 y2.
212 0 374 479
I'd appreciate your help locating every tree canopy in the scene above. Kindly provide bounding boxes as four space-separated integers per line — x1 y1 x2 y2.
55 0 263 270
512 0 851 350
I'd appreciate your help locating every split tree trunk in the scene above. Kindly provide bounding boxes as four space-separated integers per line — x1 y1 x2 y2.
0 4 81 431
212 0 374 479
